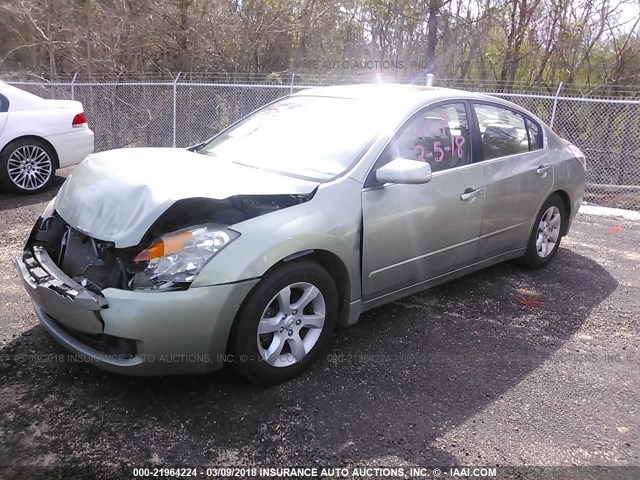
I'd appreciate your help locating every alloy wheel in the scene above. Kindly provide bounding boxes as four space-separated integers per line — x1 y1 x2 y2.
7 145 53 191
536 206 561 258
256 282 326 367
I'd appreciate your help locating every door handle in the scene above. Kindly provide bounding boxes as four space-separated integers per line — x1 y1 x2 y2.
536 165 552 175
460 187 484 201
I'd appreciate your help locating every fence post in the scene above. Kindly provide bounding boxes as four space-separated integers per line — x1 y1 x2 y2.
71 72 77 100
290 73 295 95
425 73 435 86
173 72 181 147
549 82 563 128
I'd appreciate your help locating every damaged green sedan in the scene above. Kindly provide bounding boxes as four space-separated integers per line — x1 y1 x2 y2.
16 85 585 384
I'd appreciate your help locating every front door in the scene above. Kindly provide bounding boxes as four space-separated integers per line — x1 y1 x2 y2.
361 101 485 301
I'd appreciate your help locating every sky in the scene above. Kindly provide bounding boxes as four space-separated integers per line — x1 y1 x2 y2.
618 1 640 32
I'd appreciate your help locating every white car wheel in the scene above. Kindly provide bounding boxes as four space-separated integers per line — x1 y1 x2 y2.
0 138 55 194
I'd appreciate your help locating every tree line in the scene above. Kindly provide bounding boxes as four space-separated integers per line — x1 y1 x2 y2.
1 0 639 92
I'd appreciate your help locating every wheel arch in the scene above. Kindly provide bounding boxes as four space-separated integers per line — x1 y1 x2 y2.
224 248 352 367
265 249 352 326
526 189 573 244
1 135 60 169
550 189 571 236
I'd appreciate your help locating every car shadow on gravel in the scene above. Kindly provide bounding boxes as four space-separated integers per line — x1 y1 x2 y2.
0 248 617 474
0 174 67 212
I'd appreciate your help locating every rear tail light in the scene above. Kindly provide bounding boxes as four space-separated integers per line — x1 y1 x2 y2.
72 112 88 128
568 144 586 171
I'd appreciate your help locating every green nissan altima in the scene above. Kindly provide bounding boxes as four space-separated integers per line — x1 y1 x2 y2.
16 84 585 384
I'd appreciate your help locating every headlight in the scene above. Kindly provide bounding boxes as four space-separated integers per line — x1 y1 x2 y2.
131 225 239 290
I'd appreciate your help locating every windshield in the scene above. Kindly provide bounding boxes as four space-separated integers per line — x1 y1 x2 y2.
198 96 379 181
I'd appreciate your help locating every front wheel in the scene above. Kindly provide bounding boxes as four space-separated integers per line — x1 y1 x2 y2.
228 260 338 384
519 194 566 268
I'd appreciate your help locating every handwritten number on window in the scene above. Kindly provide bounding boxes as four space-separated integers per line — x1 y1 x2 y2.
414 135 465 163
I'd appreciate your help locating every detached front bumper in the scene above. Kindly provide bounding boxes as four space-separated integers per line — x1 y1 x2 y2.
16 247 258 375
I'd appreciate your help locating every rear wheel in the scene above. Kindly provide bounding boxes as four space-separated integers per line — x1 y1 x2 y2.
0 138 56 194
519 194 566 268
229 260 338 384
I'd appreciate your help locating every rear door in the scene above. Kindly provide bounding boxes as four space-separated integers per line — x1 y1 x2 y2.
472 102 553 260
361 101 485 300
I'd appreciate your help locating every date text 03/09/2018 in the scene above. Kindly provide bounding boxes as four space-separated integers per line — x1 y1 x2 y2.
131 466 499 478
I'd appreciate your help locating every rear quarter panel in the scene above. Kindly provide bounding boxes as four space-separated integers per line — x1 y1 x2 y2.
0 108 86 154
0 89 87 152
546 128 586 226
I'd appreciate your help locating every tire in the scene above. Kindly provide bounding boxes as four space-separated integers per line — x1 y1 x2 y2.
229 260 338 385
0 138 56 194
519 193 566 268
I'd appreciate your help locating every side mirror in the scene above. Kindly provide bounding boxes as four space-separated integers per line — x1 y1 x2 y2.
376 158 432 185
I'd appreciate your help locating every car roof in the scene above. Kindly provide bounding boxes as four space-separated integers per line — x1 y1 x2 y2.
293 83 488 104
292 83 548 127
0 81 48 107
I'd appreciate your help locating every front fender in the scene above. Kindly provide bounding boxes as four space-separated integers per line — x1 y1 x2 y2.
191 178 363 302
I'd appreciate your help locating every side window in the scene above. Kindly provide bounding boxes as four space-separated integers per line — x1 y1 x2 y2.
474 103 529 160
382 102 472 173
525 117 543 150
0 94 8 113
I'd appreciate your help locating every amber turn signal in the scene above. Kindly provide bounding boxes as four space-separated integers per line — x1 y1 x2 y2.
134 231 193 263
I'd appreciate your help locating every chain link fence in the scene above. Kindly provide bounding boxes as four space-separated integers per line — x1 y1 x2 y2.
5 76 640 210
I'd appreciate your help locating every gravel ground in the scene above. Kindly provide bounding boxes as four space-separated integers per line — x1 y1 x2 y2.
0 169 639 479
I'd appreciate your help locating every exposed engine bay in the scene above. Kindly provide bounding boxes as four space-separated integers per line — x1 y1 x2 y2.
27 193 313 294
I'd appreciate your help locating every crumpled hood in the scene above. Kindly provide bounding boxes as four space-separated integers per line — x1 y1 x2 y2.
55 148 318 247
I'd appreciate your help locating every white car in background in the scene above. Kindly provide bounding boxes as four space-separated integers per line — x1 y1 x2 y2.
0 81 94 194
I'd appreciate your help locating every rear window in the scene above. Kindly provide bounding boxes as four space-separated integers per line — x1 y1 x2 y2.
474 103 529 160
473 103 544 160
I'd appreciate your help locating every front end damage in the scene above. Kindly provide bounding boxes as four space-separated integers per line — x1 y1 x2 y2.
26 193 313 293
16 193 311 374
28 213 139 293
17 230 139 361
